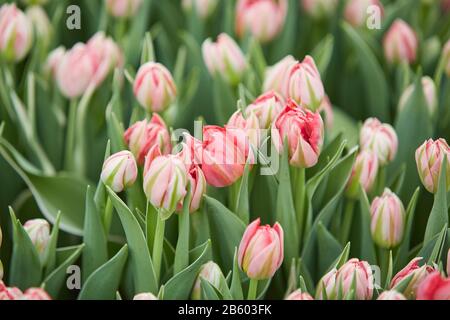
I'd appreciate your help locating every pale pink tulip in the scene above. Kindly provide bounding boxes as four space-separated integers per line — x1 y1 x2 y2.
360 118 398 166
105 0 143 18
182 0 218 19
26 5 51 46
191 261 223 300
302 0 338 19
227 109 261 148
23 219 50 259
45 46 66 78
316 268 338 300
336 258 374 300
344 0 384 27
101 151 138 193
346 150 379 199
286 289 314 300
133 292 158 300
263 55 296 97
377 290 406 300
383 19 418 65
246 91 284 129
183 165 207 213
399 76 437 115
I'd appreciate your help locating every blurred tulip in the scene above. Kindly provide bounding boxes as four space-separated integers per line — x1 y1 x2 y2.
101 151 138 193
134 62 177 113
377 290 406 300
133 292 158 300
285 289 314 300
416 272 450 300
383 19 418 65
23 219 50 259
390 257 435 298
316 268 338 299
399 76 437 115
344 0 384 27
443 0 450 12
0 282 23 300
182 0 218 19
444 40 450 77
336 258 374 300
246 91 284 129
302 0 338 19
202 33 247 86
44 46 66 78
227 109 261 147
21 288 51 300
360 118 398 166
415 138 450 194
346 151 379 199
105 0 143 18
263 55 296 97
370 188 406 248
191 261 223 300
26 5 51 47
238 218 284 280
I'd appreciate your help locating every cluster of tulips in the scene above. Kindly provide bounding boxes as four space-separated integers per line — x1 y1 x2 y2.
0 0 449 301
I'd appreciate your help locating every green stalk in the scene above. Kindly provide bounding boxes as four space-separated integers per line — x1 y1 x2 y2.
247 279 258 300
340 200 355 244
294 168 306 239
64 99 78 171
103 197 113 235
152 212 166 284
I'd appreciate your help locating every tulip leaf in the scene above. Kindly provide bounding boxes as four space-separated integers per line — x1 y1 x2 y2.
329 243 351 272
235 162 251 225
384 251 394 289
174 184 191 275
200 277 222 300
230 248 244 300
357 187 377 264
311 34 335 76
317 222 343 277
327 108 359 148
43 212 61 276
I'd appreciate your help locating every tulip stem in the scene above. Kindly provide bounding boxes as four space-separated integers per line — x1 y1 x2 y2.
247 279 258 300
294 168 306 240
103 197 113 235
152 212 166 284
340 200 355 244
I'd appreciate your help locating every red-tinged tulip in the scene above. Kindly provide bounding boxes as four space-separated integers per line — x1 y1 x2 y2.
143 155 188 218
124 114 172 165
105 0 143 18
390 257 435 298
101 151 138 193
263 55 296 97
336 258 374 300
201 125 249 187
285 289 314 300
238 218 284 280
360 118 398 166
415 138 450 194
182 165 207 213
45 46 65 78
416 272 450 300
133 292 158 300
316 268 338 299
134 62 177 113
444 40 450 77
399 76 437 115
377 290 406 300
227 109 261 148
202 33 247 86
236 0 288 43
21 288 51 300
26 5 51 47
0 4 33 62
302 0 338 19
370 188 406 249
344 0 384 27
272 100 324 168
246 91 284 129
383 19 418 65
182 0 218 19
346 151 379 199
191 261 223 300
287 56 325 112
23 219 50 259
177 133 204 168
0 281 23 300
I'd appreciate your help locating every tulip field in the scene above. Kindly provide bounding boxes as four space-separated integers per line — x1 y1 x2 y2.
0 0 450 302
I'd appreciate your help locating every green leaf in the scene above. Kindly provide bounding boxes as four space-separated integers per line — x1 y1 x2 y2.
317 222 343 277
230 248 244 300
426 225 448 265
311 34 334 76
330 243 351 272
384 251 394 289
235 162 251 224
174 185 191 275
200 277 221 300
78 245 128 300
357 187 377 264
43 212 61 276
327 108 359 148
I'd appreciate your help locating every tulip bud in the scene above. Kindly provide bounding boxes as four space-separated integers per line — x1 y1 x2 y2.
302 0 338 19
26 5 52 47
23 219 50 258
246 91 284 129
360 118 398 166
415 138 450 194
143 155 188 218
133 292 158 300
238 218 284 280
383 19 418 65
191 261 223 300
316 268 337 299
202 33 247 86
21 288 51 300
390 257 435 299
44 46 66 78
335 258 374 300
182 0 218 19
377 290 406 300
344 0 384 27
0 281 23 300
133 62 177 113
184 165 207 213
227 109 261 148
105 0 143 18
124 114 172 165
0 4 33 62
399 77 437 115
101 151 138 193
263 55 296 97
285 289 314 300
287 56 325 111
346 151 379 199
235 0 287 43
444 40 450 77
416 272 450 300
370 188 406 248
272 100 324 168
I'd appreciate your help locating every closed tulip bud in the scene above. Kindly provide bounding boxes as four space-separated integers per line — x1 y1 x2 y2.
236 0 287 43
143 155 187 218
23 219 50 258
344 0 384 27
272 100 324 168
390 257 435 299
182 0 218 19
370 188 406 248
346 151 379 199
336 258 374 300
415 138 450 194
191 261 223 300
377 290 406 300
0 4 33 62
133 292 158 300
124 114 171 165
133 62 177 113
302 0 338 19
263 55 296 97
238 218 284 280
285 289 314 300
101 151 138 193
360 118 398 166
383 19 418 65
44 46 65 78
416 272 450 300
227 109 261 148
105 0 143 18
399 77 437 115
202 33 247 86
26 6 51 47
184 165 207 213
444 40 450 77
21 288 51 300
287 56 325 111
316 268 338 299
246 91 284 129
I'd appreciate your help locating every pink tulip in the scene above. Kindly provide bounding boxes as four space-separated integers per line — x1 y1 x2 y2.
415 138 450 194
227 109 261 148
133 62 177 113
124 114 172 165
302 0 338 19
191 261 223 300
360 118 398 166
101 151 138 193
21 288 52 300
0 281 51 300
202 33 247 86
316 268 338 299
416 272 450 300
177 133 204 168
287 56 325 111
263 55 296 97
272 100 324 168
370 188 406 248
238 218 284 280
45 46 66 78
26 5 51 46
377 290 406 300
444 40 450 77
346 151 379 199
23 219 50 259
383 19 418 65
344 0 384 27
0 4 33 62
236 0 288 43
183 165 207 213
246 91 284 129
182 0 218 19
336 258 374 300
133 292 158 300
285 289 314 300
105 0 143 18
399 76 437 115
390 257 435 298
